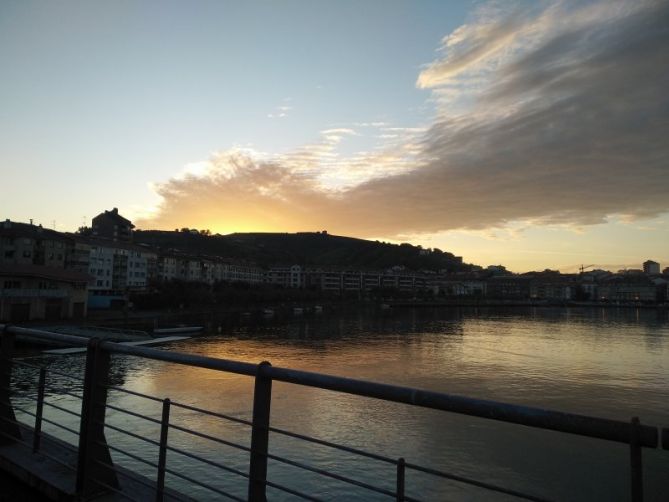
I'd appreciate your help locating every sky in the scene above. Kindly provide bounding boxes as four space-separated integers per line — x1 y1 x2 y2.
1 0 668 273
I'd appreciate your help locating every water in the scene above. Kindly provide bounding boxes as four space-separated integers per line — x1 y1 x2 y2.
11 307 669 501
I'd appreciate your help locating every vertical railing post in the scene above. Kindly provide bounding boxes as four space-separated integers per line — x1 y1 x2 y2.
248 361 272 502
629 416 643 502
0 325 21 445
155 398 171 502
76 338 119 498
396 457 406 502
32 367 46 452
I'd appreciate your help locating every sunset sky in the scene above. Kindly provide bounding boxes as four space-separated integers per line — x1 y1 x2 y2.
2 0 668 272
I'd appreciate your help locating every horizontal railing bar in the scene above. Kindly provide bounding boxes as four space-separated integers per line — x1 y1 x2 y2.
41 416 80 437
7 393 40 407
58 391 83 400
98 340 259 376
11 360 45 371
11 405 37 418
43 400 81 417
167 422 251 453
166 443 249 479
268 424 397 465
101 441 160 470
6 325 662 448
0 427 78 471
42 368 85 382
170 400 253 427
7 326 91 346
104 384 163 403
104 403 162 424
98 421 161 447
404 462 553 502
266 367 660 449
266 452 396 498
105 340 660 448
0 426 33 449
34 447 78 471
92 458 159 494
264 478 322 501
162 465 245 502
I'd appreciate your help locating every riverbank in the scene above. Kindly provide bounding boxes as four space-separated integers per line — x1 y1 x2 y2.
388 299 669 309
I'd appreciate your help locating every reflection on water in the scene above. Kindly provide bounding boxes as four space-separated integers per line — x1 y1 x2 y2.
11 307 669 501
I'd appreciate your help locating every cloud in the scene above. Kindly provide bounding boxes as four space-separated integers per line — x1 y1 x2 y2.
139 0 669 238
267 100 293 119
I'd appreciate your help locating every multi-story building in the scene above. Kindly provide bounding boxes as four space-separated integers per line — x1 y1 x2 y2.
0 264 89 321
92 208 134 242
0 220 74 268
643 260 660 275
81 238 156 308
267 265 304 288
597 275 658 303
228 262 264 284
486 276 532 299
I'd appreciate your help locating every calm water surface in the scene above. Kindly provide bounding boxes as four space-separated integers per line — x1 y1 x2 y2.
12 307 669 501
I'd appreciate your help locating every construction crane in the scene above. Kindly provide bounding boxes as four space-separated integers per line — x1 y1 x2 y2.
579 264 595 274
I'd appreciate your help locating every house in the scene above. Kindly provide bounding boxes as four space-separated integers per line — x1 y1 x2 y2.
0 264 90 322
0 220 75 269
92 208 134 242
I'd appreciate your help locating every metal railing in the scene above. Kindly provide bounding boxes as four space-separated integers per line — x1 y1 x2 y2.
1 323 667 502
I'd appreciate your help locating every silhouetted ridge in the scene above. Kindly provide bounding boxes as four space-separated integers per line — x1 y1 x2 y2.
133 230 467 271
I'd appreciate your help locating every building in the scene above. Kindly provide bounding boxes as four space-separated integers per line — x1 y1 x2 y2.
267 265 304 288
92 208 134 242
0 264 90 322
643 260 660 275
0 220 75 269
486 276 532 299
82 238 156 308
598 276 658 303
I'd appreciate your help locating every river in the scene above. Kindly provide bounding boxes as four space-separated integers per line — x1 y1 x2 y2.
11 306 669 501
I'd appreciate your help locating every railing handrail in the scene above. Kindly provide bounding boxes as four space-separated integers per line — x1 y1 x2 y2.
2 324 661 449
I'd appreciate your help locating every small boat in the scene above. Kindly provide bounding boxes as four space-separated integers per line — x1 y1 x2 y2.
314 305 323 314
293 307 304 315
153 326 204 335
262 308 275 316
380 304 391 310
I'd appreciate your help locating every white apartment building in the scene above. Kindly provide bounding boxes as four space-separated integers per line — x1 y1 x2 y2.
88 245 114 291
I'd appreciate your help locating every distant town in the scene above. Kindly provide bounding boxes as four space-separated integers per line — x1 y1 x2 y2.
1 208 668 322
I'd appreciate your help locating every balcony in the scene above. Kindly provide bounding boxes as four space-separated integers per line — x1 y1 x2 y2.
0 288 68 298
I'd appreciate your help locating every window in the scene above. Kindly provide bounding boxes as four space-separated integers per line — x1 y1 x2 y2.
4 250 15 258
97 280 103 286
4 280 21 288
23 250 31 258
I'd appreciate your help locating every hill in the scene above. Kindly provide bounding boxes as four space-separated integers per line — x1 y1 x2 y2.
133 230 470 272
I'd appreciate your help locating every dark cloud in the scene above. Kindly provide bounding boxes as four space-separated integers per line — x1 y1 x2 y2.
141 0 669 237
